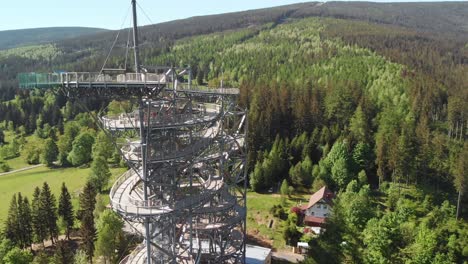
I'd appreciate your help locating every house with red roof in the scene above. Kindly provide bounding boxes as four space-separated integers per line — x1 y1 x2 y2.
300 186 334 228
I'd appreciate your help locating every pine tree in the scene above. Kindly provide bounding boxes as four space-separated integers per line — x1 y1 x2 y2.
52 240 75 264
4 194 19 246
78 181 97 263
31 187 47 245
39 182 59 244
17 195 33 249
58 183 74 240
454 142 467 220
0 128 4 144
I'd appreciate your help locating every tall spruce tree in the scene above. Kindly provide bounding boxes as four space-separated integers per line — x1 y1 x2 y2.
4 193 32 249
52 240 75 264
31 186 47 245
39 182 59 244
78 181 97 263
4 194 19 246
58 183 74 240
17 195 33 249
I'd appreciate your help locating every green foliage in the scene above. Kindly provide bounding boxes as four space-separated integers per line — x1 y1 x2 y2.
4 193 32 249
280 179 290 197
73 250 88 264
283 213 301 246
88 155 111 193
58 183 74 240
41 138 58 167
57 122 80 166
0 129 4 145
92 131 114 160
31 252 51 264
0 44 62 61
107 100 134 116
78 181 97 262
0 161 11 172
39 182 59 244
2 248 33 264
270 204 287 220
31 187 47 244
21 136 44 165
249 160 267 192
0 239 14 264
96 210 124 263
52 240 74 264
67 131 95 166
362 213 402 264
319 140 354 190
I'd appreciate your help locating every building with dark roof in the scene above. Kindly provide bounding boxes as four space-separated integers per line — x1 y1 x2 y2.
300 186 334 228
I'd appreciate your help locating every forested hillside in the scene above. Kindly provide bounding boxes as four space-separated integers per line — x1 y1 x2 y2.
0 2 467 263
0 27 108 50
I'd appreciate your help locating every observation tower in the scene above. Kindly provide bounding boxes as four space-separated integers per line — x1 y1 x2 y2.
18 1 247 263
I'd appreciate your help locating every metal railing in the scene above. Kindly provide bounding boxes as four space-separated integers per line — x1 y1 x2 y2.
110 170 225 217
101 111 218 131
19 72 240 95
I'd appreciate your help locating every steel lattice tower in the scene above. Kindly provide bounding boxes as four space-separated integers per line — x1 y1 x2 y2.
18 1 248 263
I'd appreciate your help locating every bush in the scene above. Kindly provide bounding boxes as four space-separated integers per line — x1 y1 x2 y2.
0 161 11 172
270 204 287 220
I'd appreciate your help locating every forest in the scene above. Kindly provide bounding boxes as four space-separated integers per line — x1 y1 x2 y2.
0 1 467 264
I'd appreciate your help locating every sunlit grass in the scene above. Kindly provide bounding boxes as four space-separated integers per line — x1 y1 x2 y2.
0 165 127 224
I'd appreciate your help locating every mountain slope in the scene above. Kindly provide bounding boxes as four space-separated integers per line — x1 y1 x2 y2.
58 1 468 55
0 27 108 50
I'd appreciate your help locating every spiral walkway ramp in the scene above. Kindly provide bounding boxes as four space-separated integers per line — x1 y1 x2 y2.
99 69 247 264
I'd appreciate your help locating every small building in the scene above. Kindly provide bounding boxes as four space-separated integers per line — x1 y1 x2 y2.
296 242 310 254
301 186 334 228
246 244 272 264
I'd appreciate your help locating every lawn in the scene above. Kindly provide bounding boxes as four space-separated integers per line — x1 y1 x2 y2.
3 155 31 170
246 192 310 250
0 165 127 224
0 131 36 170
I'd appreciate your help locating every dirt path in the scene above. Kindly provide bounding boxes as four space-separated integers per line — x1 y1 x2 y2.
272 250 305 263
0 164 44 176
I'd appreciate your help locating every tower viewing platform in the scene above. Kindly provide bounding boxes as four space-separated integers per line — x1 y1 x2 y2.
18 72 239 95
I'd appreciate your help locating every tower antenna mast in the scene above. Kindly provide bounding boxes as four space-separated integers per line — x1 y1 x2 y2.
132 0 141 73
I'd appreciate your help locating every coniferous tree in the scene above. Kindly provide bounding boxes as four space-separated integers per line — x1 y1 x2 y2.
3 193 32 249
31 187 47 245
39 182 59 244
58 183 74 240
2 247 34 264
0 128 4 144
454 142 467 219
52 240 75 264
78 181 97 263
4 194 19 246
17 195 33 249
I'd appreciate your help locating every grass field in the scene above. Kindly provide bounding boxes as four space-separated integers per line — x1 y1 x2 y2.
0 165 127 224
247 192 310 249
1 131 35 171
3 155 31 170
